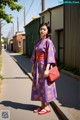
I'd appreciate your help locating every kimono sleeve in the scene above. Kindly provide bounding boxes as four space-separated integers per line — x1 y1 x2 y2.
47 40 56 64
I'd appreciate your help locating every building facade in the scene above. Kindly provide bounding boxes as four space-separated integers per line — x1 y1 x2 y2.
8 39 13 52
13 32 25 53
25 17 40 57
64 4 80 68
40 5 64 63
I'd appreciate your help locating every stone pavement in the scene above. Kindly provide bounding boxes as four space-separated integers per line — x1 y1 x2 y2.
9 51 80 120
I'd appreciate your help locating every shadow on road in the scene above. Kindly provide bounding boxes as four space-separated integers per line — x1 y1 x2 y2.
56 73 80 110
0 101 39 111
11 54 32 73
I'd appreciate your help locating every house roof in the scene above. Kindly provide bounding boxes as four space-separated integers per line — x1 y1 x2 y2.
13 31 25 38
24 17 40 28
16 31 25 35
39 4 63 15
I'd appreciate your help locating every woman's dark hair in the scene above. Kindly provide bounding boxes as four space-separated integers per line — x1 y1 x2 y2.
39 23 48 30
39 23 51 38
39 23 49 38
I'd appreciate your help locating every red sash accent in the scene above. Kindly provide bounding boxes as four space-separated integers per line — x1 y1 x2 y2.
36 52 46 61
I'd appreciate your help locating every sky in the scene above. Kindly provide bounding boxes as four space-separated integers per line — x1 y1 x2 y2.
2 0 63 38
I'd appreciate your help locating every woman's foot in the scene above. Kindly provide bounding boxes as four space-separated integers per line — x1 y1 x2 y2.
33 107 42 113
38 106 51 115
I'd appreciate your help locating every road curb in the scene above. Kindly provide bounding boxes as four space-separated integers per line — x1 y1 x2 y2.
51 100 75 120
61 69 80 81
10 55 75 120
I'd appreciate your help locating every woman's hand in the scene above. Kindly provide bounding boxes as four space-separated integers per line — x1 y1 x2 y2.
44 69 49 77
44 63 50 77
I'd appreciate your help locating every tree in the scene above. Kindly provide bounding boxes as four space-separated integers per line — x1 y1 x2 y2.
0 0 23 54
2 37 8 45
0 0 23 23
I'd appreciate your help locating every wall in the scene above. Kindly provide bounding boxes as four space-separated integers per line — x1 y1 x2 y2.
25 18 40 57
13 33 25 53
51 6 63 58
64 5 80 68
40 12 50 23
40 5 63 60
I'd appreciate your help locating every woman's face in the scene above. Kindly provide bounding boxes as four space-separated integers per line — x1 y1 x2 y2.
39 25 48 39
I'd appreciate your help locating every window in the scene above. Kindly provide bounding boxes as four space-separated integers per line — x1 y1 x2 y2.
18 41 22 47
58 30 64 62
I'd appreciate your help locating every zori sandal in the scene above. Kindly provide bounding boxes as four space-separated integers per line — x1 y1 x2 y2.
33 107 42 113
38 107 51 115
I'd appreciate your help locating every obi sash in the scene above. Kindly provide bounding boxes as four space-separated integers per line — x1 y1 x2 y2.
36 51 46 61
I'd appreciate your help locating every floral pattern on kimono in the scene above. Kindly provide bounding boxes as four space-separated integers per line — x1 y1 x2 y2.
31 38 57 103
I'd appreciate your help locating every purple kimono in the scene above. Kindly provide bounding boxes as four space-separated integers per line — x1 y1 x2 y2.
31 38 57 103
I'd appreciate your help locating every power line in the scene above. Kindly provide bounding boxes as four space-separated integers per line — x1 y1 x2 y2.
36 1 41 16
19 0 35 27
19 0 27 6
25 0 34 16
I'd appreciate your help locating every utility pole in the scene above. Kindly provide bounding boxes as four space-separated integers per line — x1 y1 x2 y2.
42 0 45 11
17 17 19 32
13 22 14 36
24 7 26 27
11 26 13 38
0 19 2 54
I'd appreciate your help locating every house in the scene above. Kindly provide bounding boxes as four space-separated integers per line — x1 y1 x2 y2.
64 4 80 69
24 17 40 57
40 4 80 69
8 39 13 52
13 32 25 53
23 39 26 55
39 5 64 63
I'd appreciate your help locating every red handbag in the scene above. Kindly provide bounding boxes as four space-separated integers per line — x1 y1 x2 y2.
46 40 60 82
48 66 60 82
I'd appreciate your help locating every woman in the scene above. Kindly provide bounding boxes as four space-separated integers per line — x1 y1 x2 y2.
31 23 57 115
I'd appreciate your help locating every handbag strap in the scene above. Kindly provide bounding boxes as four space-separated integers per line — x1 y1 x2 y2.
46 40 57 66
